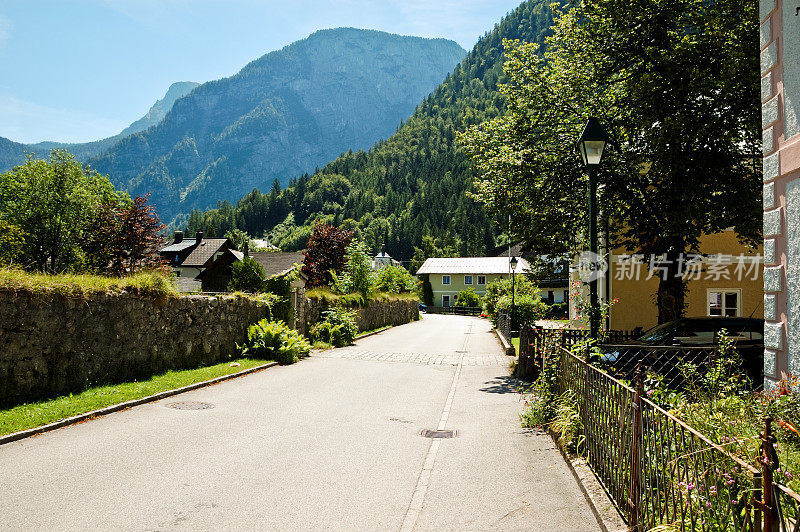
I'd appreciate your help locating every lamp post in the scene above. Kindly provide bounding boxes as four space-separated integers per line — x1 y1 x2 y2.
510 255 518 333
577 117 609 339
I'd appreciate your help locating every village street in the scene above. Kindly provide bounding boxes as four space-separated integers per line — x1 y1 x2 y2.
0 314 598 531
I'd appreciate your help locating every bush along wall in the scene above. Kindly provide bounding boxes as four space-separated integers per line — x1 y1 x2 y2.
0 290 272 406
301 295 419 336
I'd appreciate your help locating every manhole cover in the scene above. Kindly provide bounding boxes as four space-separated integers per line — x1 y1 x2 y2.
420 429 457 439
166 401 215 410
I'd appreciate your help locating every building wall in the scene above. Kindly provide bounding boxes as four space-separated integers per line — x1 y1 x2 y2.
761 0 800 388
428 273 507 306
602 231 763 332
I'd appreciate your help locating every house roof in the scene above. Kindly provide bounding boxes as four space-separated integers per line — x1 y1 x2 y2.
250 252 305 278
416 257 531 275
181 239 232 267
160 240 197 253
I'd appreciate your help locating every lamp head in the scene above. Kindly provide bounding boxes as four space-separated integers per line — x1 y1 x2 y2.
577 117 609 166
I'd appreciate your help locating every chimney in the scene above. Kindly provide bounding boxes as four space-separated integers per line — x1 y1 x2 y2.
195 231 203 244
174 231 184 244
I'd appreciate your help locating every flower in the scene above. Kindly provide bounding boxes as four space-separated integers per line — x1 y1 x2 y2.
709 486 717 495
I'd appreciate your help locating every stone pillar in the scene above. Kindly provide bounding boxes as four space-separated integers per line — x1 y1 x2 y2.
761 0 800 388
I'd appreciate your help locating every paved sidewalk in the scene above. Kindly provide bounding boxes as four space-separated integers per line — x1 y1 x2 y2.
0 314 599 531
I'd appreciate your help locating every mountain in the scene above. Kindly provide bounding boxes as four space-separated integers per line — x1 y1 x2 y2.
86 28 467 224
185 0 558 259
0 82 200 168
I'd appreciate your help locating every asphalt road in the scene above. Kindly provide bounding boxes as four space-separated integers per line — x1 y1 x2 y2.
0 314 599 531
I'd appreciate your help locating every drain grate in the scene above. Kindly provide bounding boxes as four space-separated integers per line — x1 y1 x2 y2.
166 401 215 410
420 429 457 439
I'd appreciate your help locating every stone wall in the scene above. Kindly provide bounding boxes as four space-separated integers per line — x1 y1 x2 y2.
301 296 419 336
0 290 271 406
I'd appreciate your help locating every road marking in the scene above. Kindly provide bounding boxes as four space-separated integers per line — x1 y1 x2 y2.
400 323 470 531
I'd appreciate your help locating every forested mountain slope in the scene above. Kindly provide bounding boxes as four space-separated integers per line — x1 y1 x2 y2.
0 82 199 169
88 28 467 224
186 0 558 260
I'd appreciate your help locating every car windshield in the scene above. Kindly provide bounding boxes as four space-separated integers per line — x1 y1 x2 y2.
637 319 763 344
637 321 683 344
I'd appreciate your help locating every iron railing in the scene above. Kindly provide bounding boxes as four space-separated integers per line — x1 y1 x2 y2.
557 347 764 530
550 345 800 530
426 306 482 316
496 312 512 344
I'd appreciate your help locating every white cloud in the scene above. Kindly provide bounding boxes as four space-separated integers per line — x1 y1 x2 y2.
0 93 126 144
0 15 11 50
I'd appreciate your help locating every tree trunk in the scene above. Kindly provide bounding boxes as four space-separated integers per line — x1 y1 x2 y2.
656 250 686 324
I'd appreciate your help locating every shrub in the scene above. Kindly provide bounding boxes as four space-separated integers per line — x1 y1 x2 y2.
483 276 540 319
241 320 311 365
331 240 375 297
228 257 265 293
310 307 359 347
545 301 569 320
496 294 547 324
375 265 417 294
455 287 480 307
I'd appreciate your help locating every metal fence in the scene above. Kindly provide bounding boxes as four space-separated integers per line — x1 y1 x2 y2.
594 344 717 390
552 345 800 530
496 312 512 343
426 306 482 316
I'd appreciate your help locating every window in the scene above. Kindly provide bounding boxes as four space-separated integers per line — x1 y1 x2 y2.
442 295 451 307
477 275 486 285
464 275 473 285
707 290 741 317
442 275 451 285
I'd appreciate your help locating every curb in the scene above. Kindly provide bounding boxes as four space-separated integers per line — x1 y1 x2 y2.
494 328 515 356
547 429 627 532
354 325 393 341
0 361 278 447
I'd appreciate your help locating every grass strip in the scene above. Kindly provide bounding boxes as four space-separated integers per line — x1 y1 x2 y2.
0 268 177 298
512 337 520 353
0 358 271 437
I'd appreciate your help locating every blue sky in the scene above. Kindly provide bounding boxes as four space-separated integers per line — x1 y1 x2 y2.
0 0 522 144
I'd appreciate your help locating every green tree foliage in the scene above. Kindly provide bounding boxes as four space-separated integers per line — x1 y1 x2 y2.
228 257 266 293
375 265 418 294
0 217 25 266
455 287 481 307
224 228 251 252
302 223 352 287
332 240 376 297
181 0 559 260
483 276 541 319
0 150 130 272
461 0 761 323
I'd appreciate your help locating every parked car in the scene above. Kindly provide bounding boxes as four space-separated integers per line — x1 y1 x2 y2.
419 303 427 313
600 317 764 385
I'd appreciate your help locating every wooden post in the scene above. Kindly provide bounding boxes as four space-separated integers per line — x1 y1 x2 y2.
761 417 776 531
628 362 644 530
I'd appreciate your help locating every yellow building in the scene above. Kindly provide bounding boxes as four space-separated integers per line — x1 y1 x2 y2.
571 230 764 332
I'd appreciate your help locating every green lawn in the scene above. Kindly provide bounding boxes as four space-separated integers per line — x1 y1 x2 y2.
0 358 271 437
512 337 520 353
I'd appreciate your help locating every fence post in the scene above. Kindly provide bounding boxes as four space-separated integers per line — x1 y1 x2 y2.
761 417 776 531
628 362 644 530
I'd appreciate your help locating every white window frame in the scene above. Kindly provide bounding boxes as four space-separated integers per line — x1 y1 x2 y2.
442 295 451 307
464 275 473 285
442 275 451 285
477 275 486 285
706 289 742 317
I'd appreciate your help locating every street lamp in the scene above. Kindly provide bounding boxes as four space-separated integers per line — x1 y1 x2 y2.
577 117 609 339
510 255 518 332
